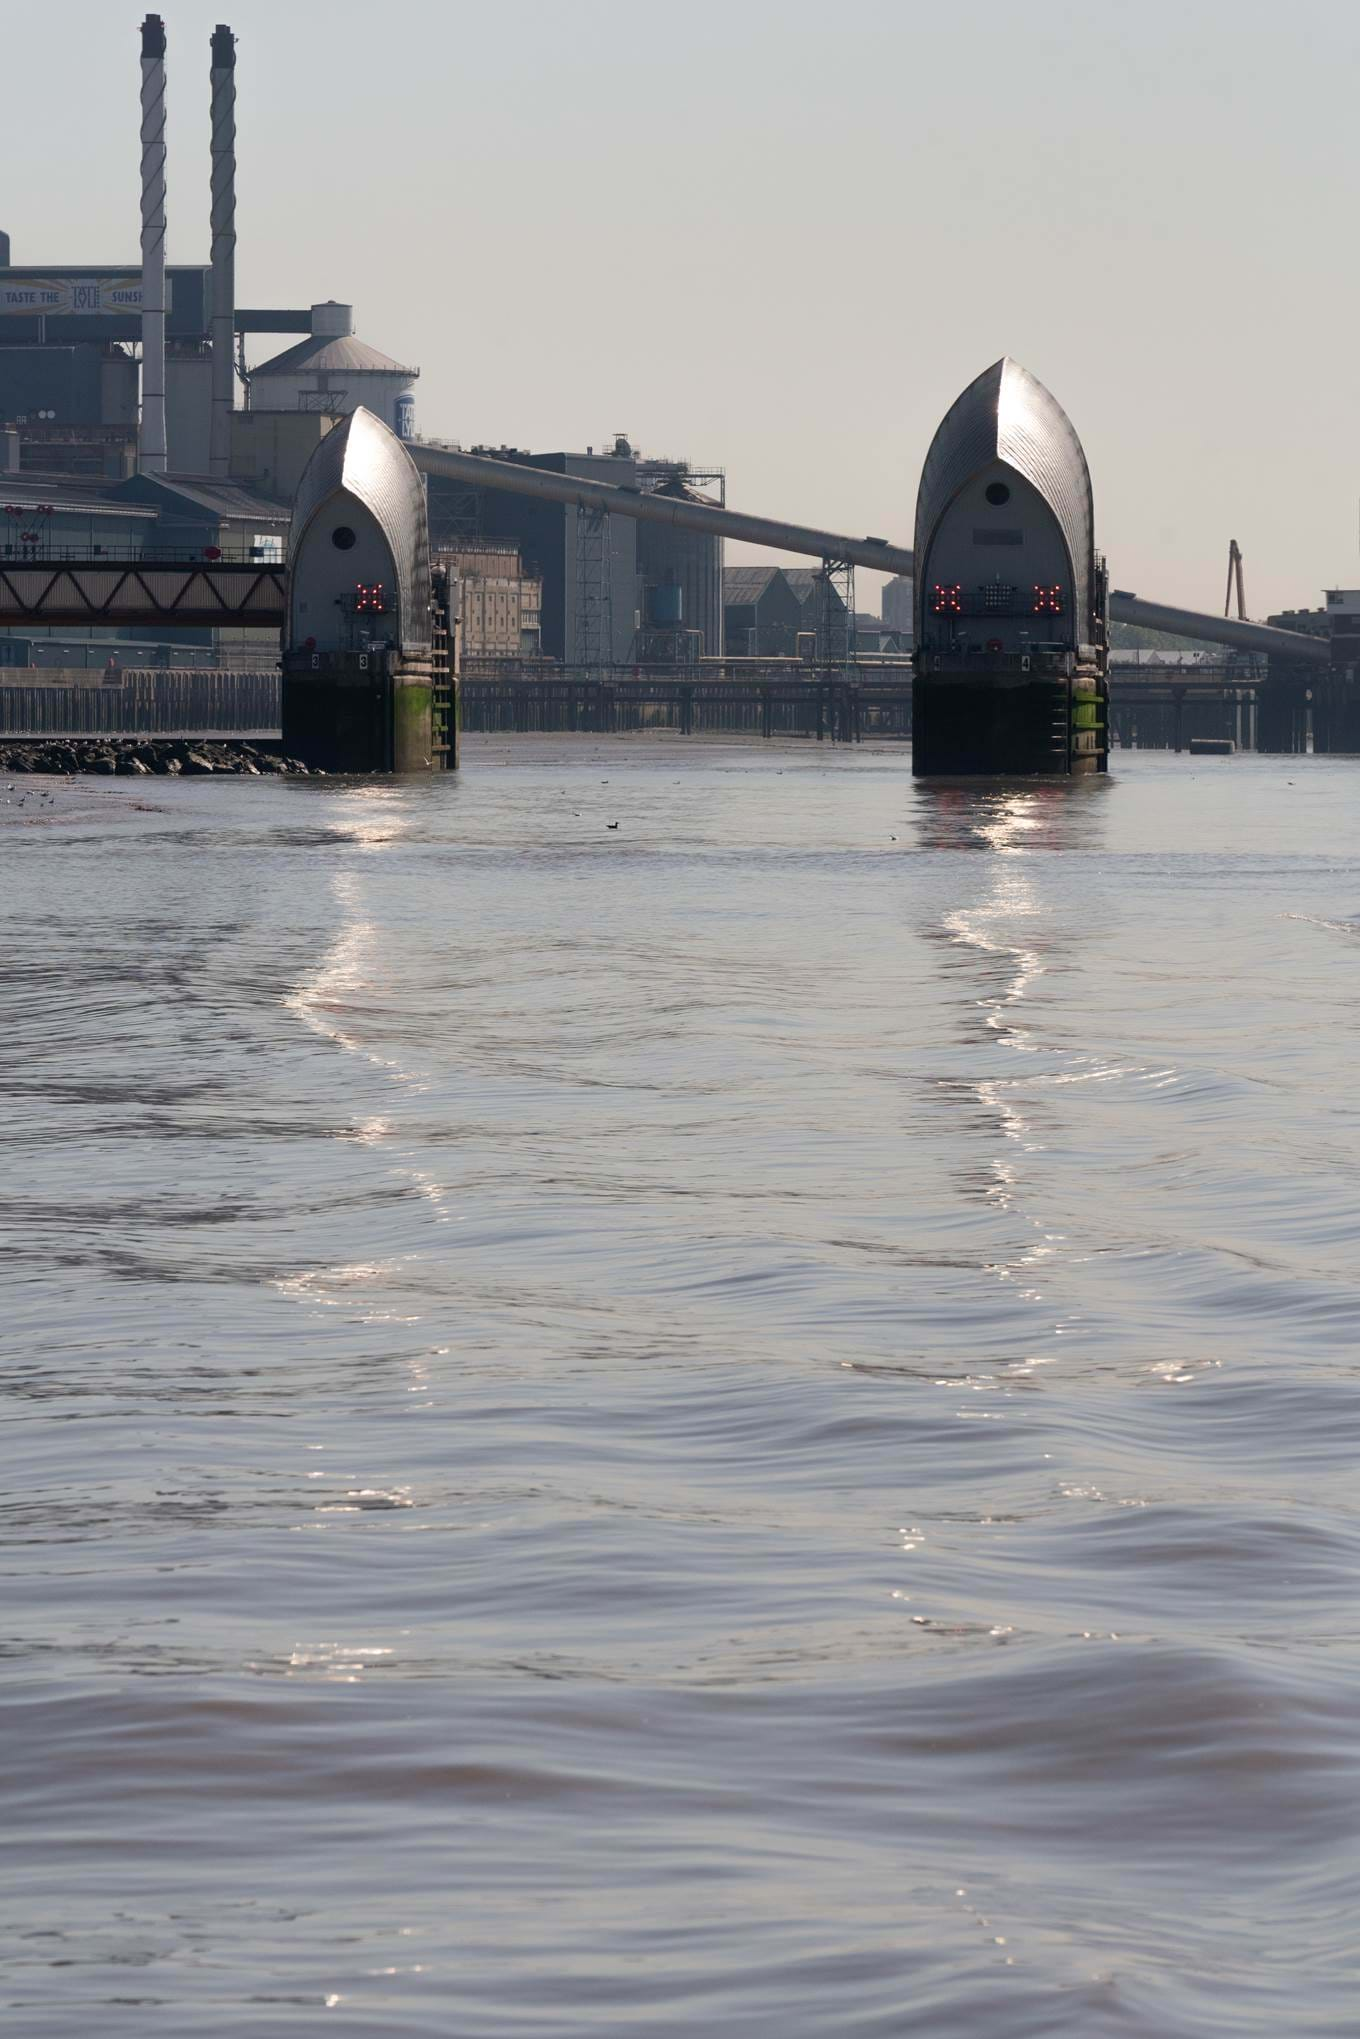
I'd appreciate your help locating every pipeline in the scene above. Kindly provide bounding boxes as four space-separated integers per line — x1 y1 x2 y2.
1108 593 1328 665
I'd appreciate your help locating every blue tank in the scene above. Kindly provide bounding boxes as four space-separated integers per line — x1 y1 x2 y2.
649 583 683 626
394 392 416 441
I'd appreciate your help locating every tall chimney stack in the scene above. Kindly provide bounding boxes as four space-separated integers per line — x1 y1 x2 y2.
209 24 236 478
139 14 168 474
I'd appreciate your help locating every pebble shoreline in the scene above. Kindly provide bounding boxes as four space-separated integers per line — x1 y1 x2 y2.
0 739 313 777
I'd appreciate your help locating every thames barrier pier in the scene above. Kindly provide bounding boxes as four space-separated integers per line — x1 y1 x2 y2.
912 360 1108 775
282 408 453 772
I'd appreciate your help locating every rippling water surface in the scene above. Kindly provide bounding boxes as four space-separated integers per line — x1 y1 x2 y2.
4 740 1360 2036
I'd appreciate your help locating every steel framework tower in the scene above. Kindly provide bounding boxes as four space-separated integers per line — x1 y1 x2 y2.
574 504 613 668
819 556 856 668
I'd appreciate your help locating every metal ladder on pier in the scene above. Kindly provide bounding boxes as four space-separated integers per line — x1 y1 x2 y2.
431 569 457 769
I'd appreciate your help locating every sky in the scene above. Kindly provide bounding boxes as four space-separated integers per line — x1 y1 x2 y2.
4 0 1357 614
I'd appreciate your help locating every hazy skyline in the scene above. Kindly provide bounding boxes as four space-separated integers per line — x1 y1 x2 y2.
6 0 1357 613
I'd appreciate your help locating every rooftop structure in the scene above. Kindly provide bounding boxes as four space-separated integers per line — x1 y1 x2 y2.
722 565 803 657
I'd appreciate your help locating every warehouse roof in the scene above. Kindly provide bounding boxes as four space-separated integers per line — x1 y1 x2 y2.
118 474 290 523
782 568 846 610
0 473 159 518
723 565 784 605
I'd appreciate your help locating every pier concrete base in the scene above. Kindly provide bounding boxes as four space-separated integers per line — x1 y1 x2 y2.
281 650 447 773
912 673 1106 776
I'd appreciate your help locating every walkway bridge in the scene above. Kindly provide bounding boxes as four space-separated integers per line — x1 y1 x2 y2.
0 554 286 630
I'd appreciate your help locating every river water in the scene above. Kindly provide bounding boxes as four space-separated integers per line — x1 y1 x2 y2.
3 739 1359 2037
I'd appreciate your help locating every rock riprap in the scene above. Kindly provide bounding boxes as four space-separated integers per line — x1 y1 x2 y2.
0 739 314 777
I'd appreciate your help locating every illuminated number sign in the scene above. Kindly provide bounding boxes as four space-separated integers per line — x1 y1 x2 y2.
931 583 962 615
1032 585 1063 615
354 582 387 613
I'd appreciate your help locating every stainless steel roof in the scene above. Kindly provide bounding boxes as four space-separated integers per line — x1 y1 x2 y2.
290 408 431 650
914 359 1095 628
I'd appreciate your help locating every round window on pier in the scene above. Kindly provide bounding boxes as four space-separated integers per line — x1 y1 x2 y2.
331 525 357 551
985 482 1011 507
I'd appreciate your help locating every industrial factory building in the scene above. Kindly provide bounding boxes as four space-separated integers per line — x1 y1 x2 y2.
723 567 803 657
880 573 913 637
436 544 542 661
0 15 726 677
722 566 857 659
0 16 426 666
426 442 725 667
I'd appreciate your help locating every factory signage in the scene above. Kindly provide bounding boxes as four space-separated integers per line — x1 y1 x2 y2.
0 278 144 315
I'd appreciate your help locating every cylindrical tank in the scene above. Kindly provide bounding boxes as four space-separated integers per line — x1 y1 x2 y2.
649 582 683 625
394 391 416 441
311 300 354 338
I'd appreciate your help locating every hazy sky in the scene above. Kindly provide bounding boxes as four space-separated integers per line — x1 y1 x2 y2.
6 0 1357 612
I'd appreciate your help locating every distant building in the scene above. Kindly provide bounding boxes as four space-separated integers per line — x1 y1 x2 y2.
424 445 635 666
635 463 725 660
0 469 287 663
0 475 156 561
436 543 543 661
723 566 803 657
114 472 288 557
0 260 210 476
783 567 850 655
880 574 913 637
423 440 726 668
0 244 422 483
852 611 908 654
229 412 338 503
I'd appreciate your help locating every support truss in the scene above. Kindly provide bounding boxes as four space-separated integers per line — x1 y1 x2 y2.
0 559 288 629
